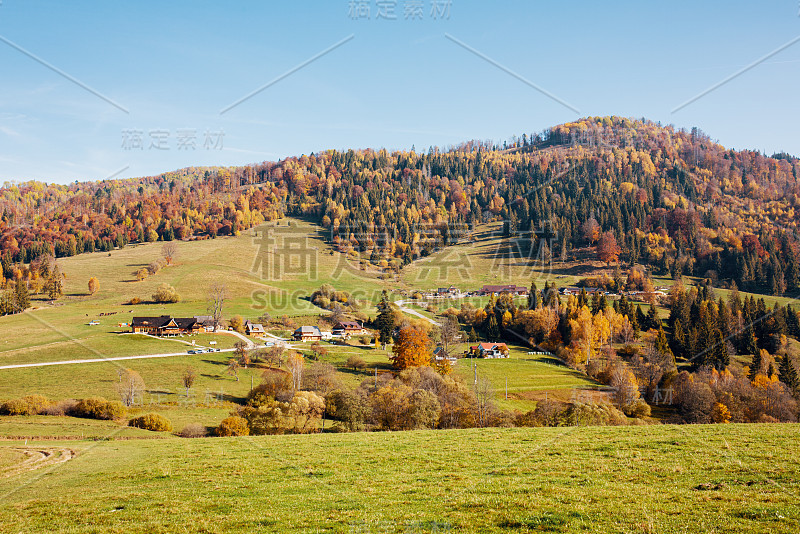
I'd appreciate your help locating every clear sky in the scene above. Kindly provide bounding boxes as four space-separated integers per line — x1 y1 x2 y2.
1 0 799 184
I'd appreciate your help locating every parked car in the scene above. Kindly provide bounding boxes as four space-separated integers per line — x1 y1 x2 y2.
265 341 275 347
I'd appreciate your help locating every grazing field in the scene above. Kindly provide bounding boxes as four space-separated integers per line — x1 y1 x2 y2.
401 223 602 292
0 424 798 533
454 348 602 411
0 218 387 368
0 416 161 440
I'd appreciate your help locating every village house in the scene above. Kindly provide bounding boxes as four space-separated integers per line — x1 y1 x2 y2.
292 326 323 342
193 315 216 332
131 316 202 336
559 286 608 297
470 342 510 359
435 285 460 297
433 346 457 363
477 284 528 296
332 321 366 338
244 320 265 335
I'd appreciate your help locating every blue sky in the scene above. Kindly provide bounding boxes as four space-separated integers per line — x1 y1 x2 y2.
1 0 799 184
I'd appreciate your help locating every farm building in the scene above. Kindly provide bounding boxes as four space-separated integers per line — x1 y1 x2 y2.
433 346 457 362
435 286 460 297
477 285 528 296
470 342 510 358
293 326 323 342
244 320 265 335
332 321 366 337
131 316 202 336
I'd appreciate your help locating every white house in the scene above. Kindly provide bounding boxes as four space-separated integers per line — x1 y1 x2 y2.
471 342 510 359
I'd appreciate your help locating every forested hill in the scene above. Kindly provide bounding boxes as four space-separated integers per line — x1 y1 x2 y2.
2 116 800 295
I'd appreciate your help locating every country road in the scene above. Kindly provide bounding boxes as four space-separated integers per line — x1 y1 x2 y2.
0 347 237 370
0 330 256 371
394 300 440 326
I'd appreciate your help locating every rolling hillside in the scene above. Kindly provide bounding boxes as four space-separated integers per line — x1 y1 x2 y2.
1 424 798 533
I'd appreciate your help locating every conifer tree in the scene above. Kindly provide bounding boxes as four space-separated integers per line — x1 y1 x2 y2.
748 350 762 381
486 314 500 341
375 290 395 349
646 303 658 330
778 355 799 396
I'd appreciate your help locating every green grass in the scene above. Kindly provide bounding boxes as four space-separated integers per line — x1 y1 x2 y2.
0 218 387 367
0 350 260 402
454 347 602 411
0 424 798 533
0 416 161 440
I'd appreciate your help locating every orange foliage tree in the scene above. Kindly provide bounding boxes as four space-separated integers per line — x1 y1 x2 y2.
391 326 433 370
596 231 621 264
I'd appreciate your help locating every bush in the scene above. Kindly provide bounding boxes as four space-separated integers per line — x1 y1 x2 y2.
229 315 245 333
625 398 652 419
152 283 180 303
72 397 127 420
41 399 78 416
346 355 366 370
127 297 142 305
178 423 208 438
247 371 294 407
0 398 37 416
216 416 250 436
22 395 50 414
562 402 628 426
128 413 173 432
326 389 368 431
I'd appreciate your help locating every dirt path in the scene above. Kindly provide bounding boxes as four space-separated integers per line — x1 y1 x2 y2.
0 447 76 479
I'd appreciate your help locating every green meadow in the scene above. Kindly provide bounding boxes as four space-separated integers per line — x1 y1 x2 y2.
0 424 798 533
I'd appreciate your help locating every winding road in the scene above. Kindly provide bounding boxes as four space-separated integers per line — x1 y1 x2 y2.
394 300 440 326
0 331 255 371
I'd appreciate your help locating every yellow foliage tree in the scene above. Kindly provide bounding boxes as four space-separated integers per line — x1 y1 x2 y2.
87 277 99 295
711 402 731 424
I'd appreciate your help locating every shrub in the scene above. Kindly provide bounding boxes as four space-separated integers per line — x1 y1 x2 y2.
346 355 366 370
178 423 208 438
128 413 173 432
41 399 78 416
0 398 37 416
247 371 294 407
72 397 127 420
152 283 180 303
229 315 245 333
625 398 652 419
563 402 628 426
22 395 50 414
216 416 250 436
325 389 368 431
128 297 142 305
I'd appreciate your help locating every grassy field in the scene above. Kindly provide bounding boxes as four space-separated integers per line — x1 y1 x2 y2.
0 416 161 440
454 348 602 411
0 218 388 367
401 223 590 292
0 424 798 533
